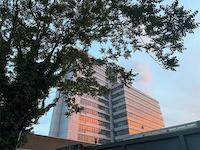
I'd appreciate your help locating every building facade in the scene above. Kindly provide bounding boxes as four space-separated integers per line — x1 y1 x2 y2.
111 84 164 141
49 66 164 144
49 66 113 144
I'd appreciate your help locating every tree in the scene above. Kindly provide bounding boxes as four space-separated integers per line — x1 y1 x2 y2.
0 0 198 149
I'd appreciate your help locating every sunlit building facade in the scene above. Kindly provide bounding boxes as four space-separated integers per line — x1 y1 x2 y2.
111 83 164 141
49 67 164 144
49 66 113 144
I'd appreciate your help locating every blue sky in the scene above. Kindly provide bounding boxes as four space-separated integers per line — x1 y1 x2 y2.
34 0 200 135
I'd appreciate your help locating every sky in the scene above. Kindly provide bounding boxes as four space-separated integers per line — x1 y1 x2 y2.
33 0 200 135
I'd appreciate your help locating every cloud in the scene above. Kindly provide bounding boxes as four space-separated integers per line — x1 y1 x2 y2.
118 58 154 97
135 62 153 85
132 61 154 97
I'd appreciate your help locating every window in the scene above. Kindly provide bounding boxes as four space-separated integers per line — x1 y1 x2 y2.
114 120 128 128
98 98 109 106
112 98 125 105
79 124 111 137
111 91 124 99
104 95 109 100
115 129 129 136
82 108 110 121
113 112 127 119
113 104 126 112
81 99 109 113
99 105 109 113
98 112 110 121
98 139 111 144
79 115 110 129
78 134 110 144
112 85 123 92
129 129 140 135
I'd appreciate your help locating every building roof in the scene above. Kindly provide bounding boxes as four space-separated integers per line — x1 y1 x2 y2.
124 120 200 141
19 134 93 150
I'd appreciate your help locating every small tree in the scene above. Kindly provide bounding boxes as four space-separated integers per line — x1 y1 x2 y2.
0 0 198 149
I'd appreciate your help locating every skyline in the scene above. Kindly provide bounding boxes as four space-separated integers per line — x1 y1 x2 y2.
34 0 200 135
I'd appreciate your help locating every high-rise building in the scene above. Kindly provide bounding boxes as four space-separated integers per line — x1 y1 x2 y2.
49 66 164 144
49 66 113 144
111 83 164 141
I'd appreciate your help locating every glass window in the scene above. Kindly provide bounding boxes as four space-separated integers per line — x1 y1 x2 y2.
78 134 110 144
111 91 124 99
98 98 109 106
79 115 110 129
81 99 109 113
115 129 128 136
112 98 125 106
104 95 109 100
113 112 127 119
99 105 109 113
113 104 126 112
82 107 110 121
112 85 123 92
79 124 111 137
114 120 128 128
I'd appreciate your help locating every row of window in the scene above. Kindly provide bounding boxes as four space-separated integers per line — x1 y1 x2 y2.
113 112 163 129
112 98 125 106
82 95 109 101
128 119 155 131
78 134 110 144
111 84 123 93
114 119 157 132
113 112 127 120
113 104 126 112
82 107 110 121
126 104 163 123
98 98 109 106
111 91 124 99
126 94 160 113
127 113 163 128
127 111 163 127
81 99 109 113
79 115 110 129
79 124 111 137
114 120 128 128
124 89 159 109
94 66 107 78
115 128 149 137
115 129 129 136
126 98 161 117
95 78 107 86
129 128 142 135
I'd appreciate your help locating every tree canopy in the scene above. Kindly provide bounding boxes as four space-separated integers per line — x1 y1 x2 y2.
0 0 198 149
